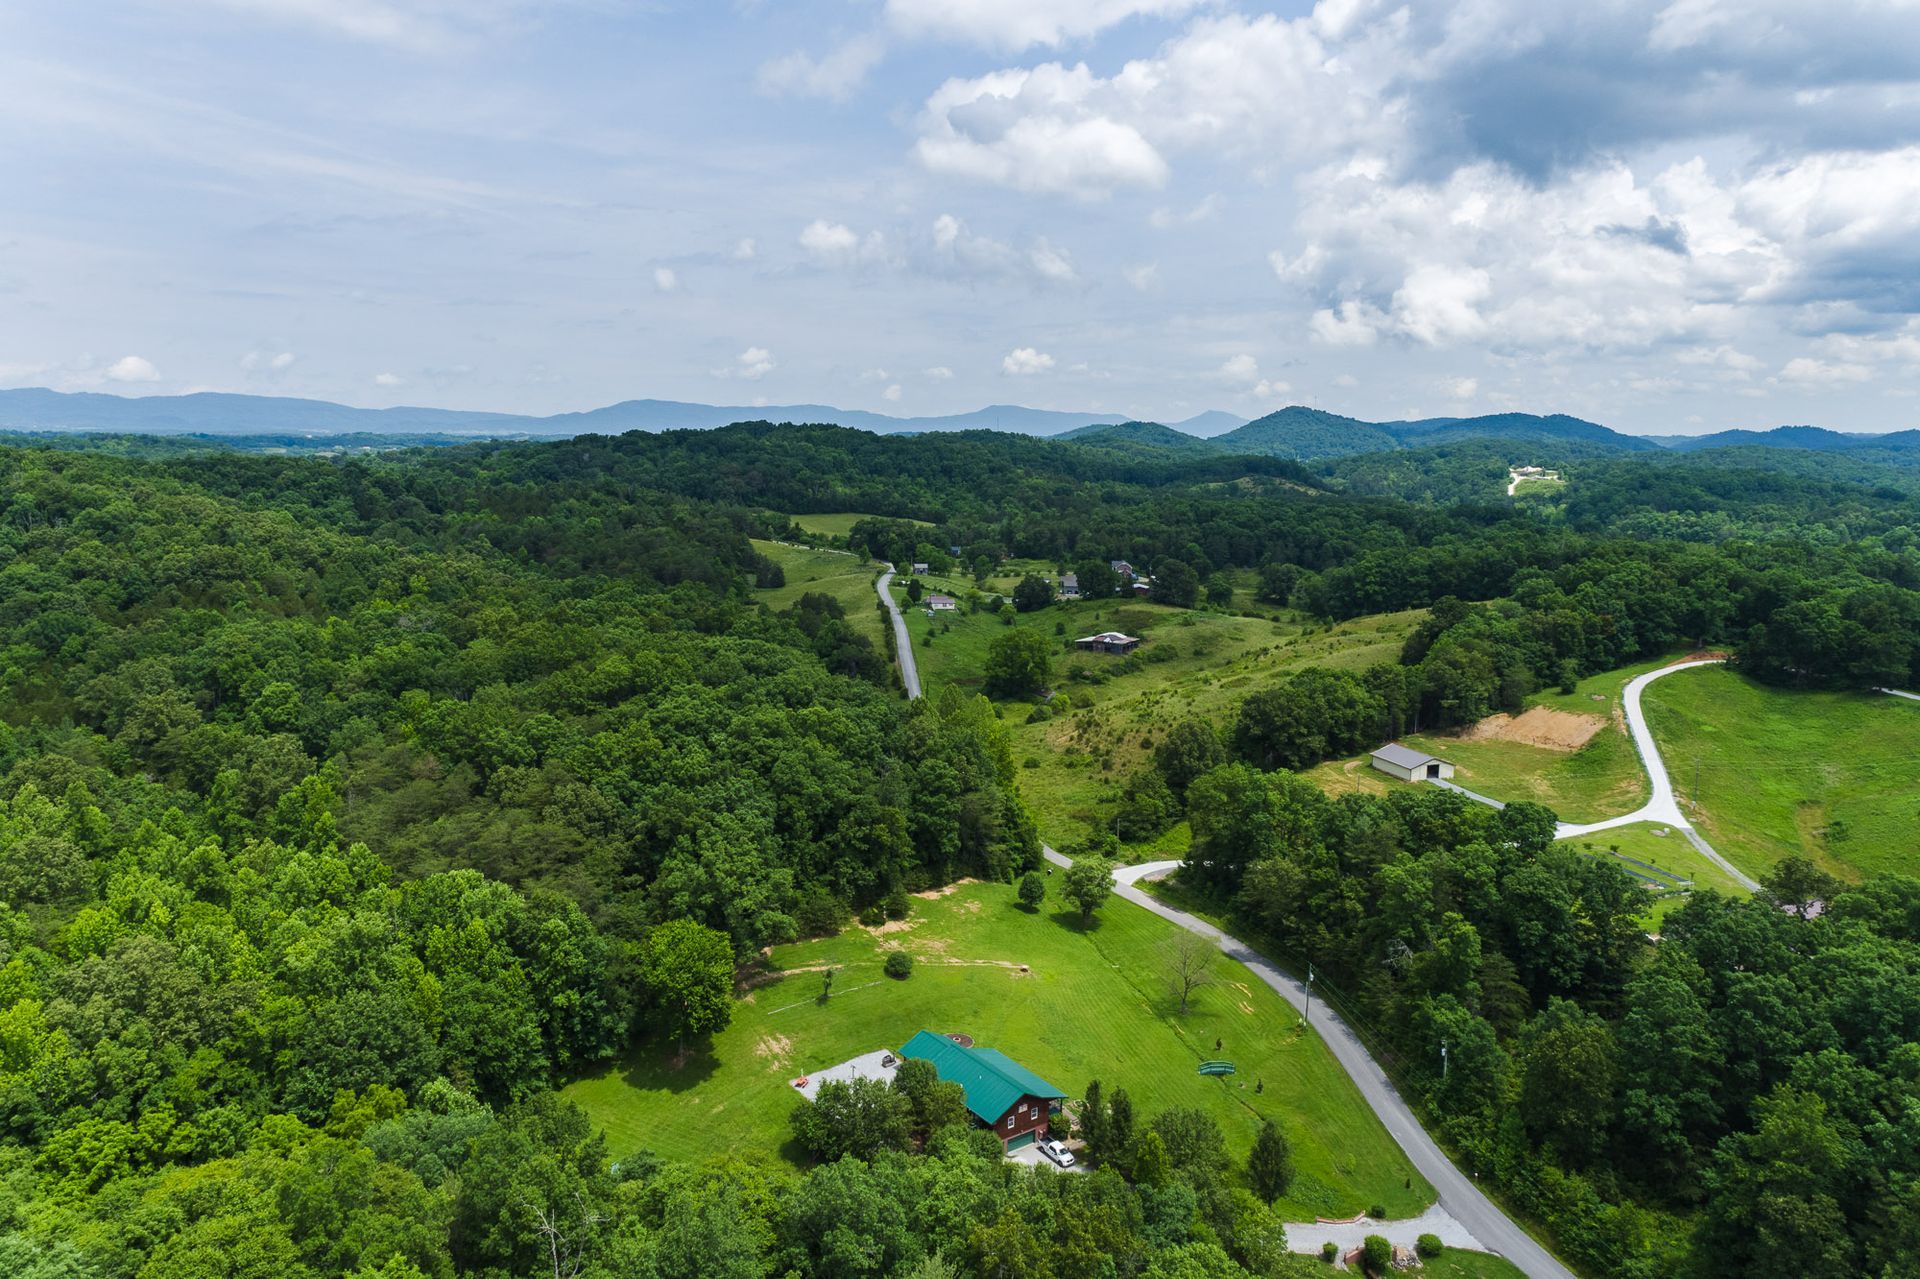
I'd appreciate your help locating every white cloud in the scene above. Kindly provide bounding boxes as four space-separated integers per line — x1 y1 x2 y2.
912 13 1389 197
240 350 297 373
373 371 406 387
107 355 160 383
1003 346 1056 375
915 64 1170 197
884 383 903 401
653 267 679 292
1392 265 1491 345
885 0 1204 51
733 238 758 261
799 219 894 267
758 32 887 101
1028 239 1076 282
1333 373 1359 388
1777 357 1871 385
1253 378 1291 397
1310 300 1385 347
0 361 51 386
1443 375 1478 399
925 366 955 379
1124 263 1160 291
1217 353 1260 384
732 347 776 380
1149 193 1221 228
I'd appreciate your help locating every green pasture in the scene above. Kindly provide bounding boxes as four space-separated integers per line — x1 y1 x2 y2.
750 539 886 648
1563 822 1750 931
785 511 929 540
895 579 1422 850
561 877 1432 1221
1642 666 1920 880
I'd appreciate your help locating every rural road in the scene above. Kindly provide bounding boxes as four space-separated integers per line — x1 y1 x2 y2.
1040 846 1574 1279
876 565 922 700
890 583 1563 1276
1549 658 1761 893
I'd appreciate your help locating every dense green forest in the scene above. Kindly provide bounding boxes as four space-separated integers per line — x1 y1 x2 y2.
0 425 1915 1279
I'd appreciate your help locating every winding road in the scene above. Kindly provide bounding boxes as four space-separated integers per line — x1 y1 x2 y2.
1548 658 1760 893
874 580 1574 1277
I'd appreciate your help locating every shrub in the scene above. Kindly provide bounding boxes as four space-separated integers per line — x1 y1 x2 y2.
884 951 913 980
1361 1235 1392 1276
1416 1234 1443 1259
1017 872 1047 911
794 890 847 938
1321 1243 1339 1264
1368 1204 1387 1220
859 904 885 927
884 888 911 920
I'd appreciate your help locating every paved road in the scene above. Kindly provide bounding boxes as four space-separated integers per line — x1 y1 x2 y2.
1428 778 1505 810
875 565 922 700
1040 846 1575 1279
1550 658 1760 893
1879 687 1920 703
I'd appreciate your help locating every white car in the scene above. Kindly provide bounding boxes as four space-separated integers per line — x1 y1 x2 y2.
1039 1140 1076 1167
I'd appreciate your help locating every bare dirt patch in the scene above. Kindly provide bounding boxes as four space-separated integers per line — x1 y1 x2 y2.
1460 705 1606 752
913 878 981 900
754 1034 792 1063
864 917 918 936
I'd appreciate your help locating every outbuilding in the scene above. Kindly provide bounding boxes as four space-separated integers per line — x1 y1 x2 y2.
900 1030 1065 1151
1059 573 1081 600
1074 631 1142 655
1369 742 1454 782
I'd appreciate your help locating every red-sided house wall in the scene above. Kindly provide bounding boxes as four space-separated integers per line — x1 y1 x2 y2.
989 1095 1054 1145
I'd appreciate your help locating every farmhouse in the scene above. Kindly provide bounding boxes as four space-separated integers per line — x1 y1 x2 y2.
1109 560 1136 580
1074 631 1141 655
900 1031 1065 1150
1059 572 1081 599
926 594 957 611
911 561 930 575
1369 742 1455 782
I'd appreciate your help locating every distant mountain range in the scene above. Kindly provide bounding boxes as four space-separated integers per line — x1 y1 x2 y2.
0 387 1233 440
1 387 1915 463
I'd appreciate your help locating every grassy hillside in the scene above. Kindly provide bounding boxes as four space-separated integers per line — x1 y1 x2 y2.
787 511 931 540
562 877 1432 1221
894 577 1421 852
1642 667 1920 880
750 539 886 647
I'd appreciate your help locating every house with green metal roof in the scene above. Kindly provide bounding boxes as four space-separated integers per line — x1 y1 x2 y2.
900 1030 1066 1150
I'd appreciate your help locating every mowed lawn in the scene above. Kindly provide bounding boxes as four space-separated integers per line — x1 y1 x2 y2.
750 539 887 648
1642 666 1920 880
562 877 1432 1221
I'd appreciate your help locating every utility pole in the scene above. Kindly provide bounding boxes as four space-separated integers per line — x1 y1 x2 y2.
1440 1039 1450 1080
1301 964 1314 1028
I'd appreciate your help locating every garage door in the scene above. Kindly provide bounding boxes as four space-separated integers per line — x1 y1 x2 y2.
1006 1131 1037 1151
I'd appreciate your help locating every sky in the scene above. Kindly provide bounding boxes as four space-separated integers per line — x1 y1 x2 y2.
5 1 1920 433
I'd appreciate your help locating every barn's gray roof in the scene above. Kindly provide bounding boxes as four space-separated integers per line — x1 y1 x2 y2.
1371 742 1441 769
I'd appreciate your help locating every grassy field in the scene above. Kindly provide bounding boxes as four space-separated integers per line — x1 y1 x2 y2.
893 576 1422 852
1303 655 1704 824
750 539 887 648
1416 1251 1528 1279
562 877 1432 1221
1562 821 1750 931
786 512 930 540
1642 666 1920 880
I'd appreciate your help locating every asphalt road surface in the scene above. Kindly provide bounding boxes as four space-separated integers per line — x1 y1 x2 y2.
1551 657 1759 892
875 565 921 700
1039 846 1578 1279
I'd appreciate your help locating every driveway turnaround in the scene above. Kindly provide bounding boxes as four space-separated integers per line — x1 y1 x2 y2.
1550 658 1760 892
876 565 921 700
1040 848 1578 1279
1284 1203 1486 1255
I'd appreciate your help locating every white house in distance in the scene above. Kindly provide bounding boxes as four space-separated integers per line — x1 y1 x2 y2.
926 594 958 612
1369 743 1455 782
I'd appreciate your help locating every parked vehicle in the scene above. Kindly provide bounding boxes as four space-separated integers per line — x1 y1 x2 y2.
1040 1140 1075 1168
